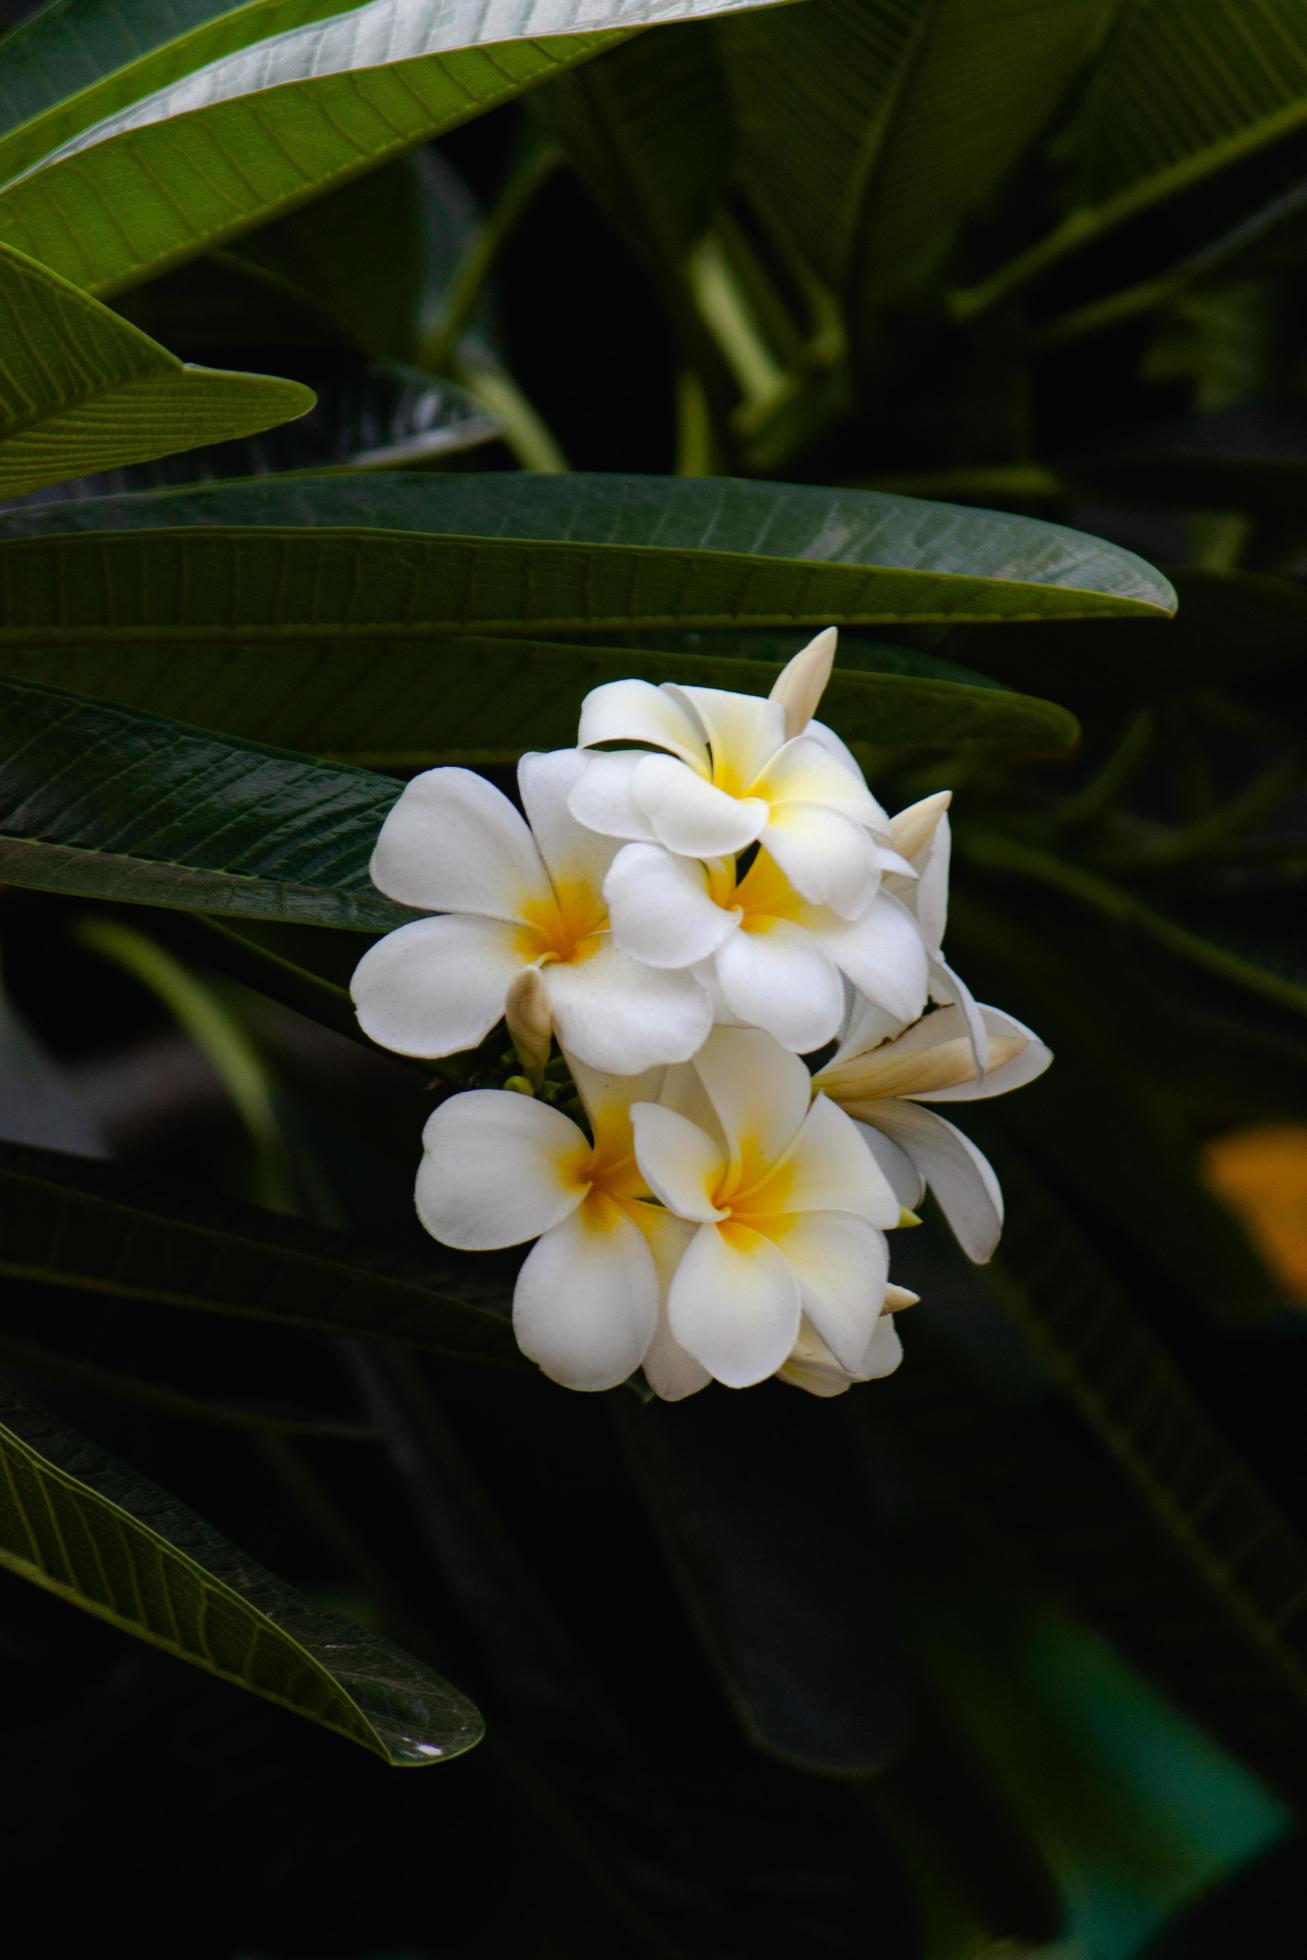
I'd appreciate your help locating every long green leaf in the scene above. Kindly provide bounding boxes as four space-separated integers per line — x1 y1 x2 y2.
0 1381 483 1764
0 0 790 298
956 0 1307 314
0 1139 521 1364
0 677 405 929
0 628 1079 765
0 240 312 497
721 0 1104 323
0 0 368 184
0 473 1176 631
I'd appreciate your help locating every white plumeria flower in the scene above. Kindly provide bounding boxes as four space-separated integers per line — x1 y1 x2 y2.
814 998 1052 1263
883 790 986 1067
604 841 929 1055
630 1027 901 1390
778 1286 918 1398
350 749 711 1075
415 1059 694 1394
568 630 907 920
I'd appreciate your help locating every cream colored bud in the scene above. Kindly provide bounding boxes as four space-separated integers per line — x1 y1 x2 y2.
883 1284 919 1313
503 1074 536 1097
889 789 952 867
769 626 838 738
505 967 552 1084
897 1207 923 1230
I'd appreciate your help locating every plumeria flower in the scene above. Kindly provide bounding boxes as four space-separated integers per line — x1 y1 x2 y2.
778 1287 918 1397
814 998 1052 1262
604 841 928 1055
883 790 986 1067
415 1058 695 1394
350 749 711 1074
630 1027 901 1389
568 630 909 920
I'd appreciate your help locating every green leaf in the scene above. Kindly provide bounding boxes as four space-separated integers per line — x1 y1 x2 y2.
956 0 1307 314
720 0 1104 324
0 0 369 185
0 1380 483 1764
0 627 1079 766
0 0 792 298
12 358 500 507
618 1385 910 1773
0 240 313 497
0 474 1176 636
0 677 405 929
0 1138 522 1365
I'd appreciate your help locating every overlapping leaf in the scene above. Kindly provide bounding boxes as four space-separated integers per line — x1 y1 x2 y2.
0 0 794 298
0 241 312 497
0 1381 483 1764
0 677 405 928
0 1139 521 1363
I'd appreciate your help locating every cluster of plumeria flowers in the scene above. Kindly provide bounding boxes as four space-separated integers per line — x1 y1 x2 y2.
350 630 1051 1400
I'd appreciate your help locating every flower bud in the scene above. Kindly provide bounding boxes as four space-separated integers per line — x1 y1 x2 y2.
505 966 552 1085
769 626 838 738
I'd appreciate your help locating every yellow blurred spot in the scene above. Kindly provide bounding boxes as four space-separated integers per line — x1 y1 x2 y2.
1203 1125 1307 1305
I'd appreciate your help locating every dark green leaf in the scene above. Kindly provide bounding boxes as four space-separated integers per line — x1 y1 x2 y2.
0 1380 483 1764
0 627 1079 766
0 677 405 928
721 0 1103 322
0 474 1176 640
0 240 313 497
0 0 791 298
617 1386 910 1773
0 1138 521 1365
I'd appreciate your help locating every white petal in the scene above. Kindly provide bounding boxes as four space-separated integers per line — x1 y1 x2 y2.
868 1100 1004 1263
745 1093 899 1227
850 1120 926 1209
807 720 888 815
633 752 767 857
754 731 883 825
858 1314 905 1379
545 940 711 1073
893 802 950 952
763 802 881 919
513 1196 659 1391
665 684 787 790
889 790 952 869
928 955 986 1076
604 843 737 969
766 1211 888 1373
668 1221 800 1388
691 1025 813 1179
821 894 930 1025
826 989 904 1069
563 1054 664 1161
631 1206 710 1402
518 748 619 898
416 1090 587 1251
566 750 658 843
577 678 708 769
631 1103 726 1222
769 627 838 737
369 767 545 919
912 1005 1053 1103
712 922 845 1054
350 914 523 1059
777 1321 858 1398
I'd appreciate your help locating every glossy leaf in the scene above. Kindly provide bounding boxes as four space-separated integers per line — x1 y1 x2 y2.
12 359 500 508
0 627 1079 766
0 0 794 298
618 1386 911 1774
0 1381 483 1764
0 677 406 929
721 0 1104 319
0 1139 521 1365
0 474 1176 637
0 240 312 497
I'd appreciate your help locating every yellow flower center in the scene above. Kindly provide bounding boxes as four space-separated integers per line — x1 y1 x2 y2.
515 877 607 966
706 849 807 934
